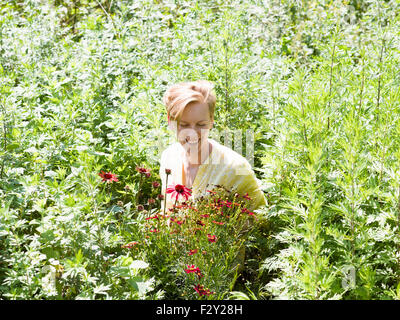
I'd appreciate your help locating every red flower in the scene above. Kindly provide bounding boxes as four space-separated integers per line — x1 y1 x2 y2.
196 220 205 226
184 265 203 279
243 193 252 200
145 215 159 220
137 205 144 211
224 201 232 208
152 181 160 188
179 202 189 208
158 194 165 200
195 270 204 279
241 208 255 216
121 241 138 249
165 168 172 175
99 171 119 183
166 183 192 201
188 249 198 256
170 217 184 225
207 234 217 243
148 198 155 205
212 220 224 225
194 284 214 296
149 228 159 233
136 166 151 177
184 264 200 274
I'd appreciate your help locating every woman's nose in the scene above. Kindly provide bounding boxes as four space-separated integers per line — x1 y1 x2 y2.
178 128 199 141
186 128 200 137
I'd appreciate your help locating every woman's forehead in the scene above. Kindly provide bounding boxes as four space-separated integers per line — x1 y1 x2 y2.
180 102 210 122
179 117 209 123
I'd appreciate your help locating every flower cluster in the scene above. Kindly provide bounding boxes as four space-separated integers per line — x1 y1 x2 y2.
136 166 151 178
194 284 214 296
145 183 257 297
120 171 257 299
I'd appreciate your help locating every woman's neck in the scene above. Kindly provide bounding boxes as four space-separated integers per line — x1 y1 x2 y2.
183 139 212 167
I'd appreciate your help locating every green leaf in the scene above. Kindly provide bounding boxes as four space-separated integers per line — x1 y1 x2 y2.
128 277 154 296
396 282 400 299
6 143 19 151
39 229 55 243
110 266 131 278
42 247 60 259
130 260 149 270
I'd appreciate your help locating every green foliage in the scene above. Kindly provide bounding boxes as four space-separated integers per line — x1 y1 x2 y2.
259 0 400 300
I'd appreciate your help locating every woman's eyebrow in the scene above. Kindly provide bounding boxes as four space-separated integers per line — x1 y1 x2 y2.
180 120 208 124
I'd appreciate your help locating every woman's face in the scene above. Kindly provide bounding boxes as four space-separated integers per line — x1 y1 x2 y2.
170 101 213 150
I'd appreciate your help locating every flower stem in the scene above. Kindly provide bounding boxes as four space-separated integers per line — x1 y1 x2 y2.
136 174 143 205
163 174 169 216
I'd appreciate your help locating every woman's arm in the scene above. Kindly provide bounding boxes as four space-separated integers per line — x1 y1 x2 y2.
229 160 267 212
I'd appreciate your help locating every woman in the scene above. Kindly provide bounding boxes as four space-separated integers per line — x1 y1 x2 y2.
159 80 266 214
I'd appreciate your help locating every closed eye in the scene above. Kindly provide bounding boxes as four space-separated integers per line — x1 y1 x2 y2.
180 124 207 127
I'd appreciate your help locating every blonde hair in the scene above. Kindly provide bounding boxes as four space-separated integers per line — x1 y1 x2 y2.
162 80 216 122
